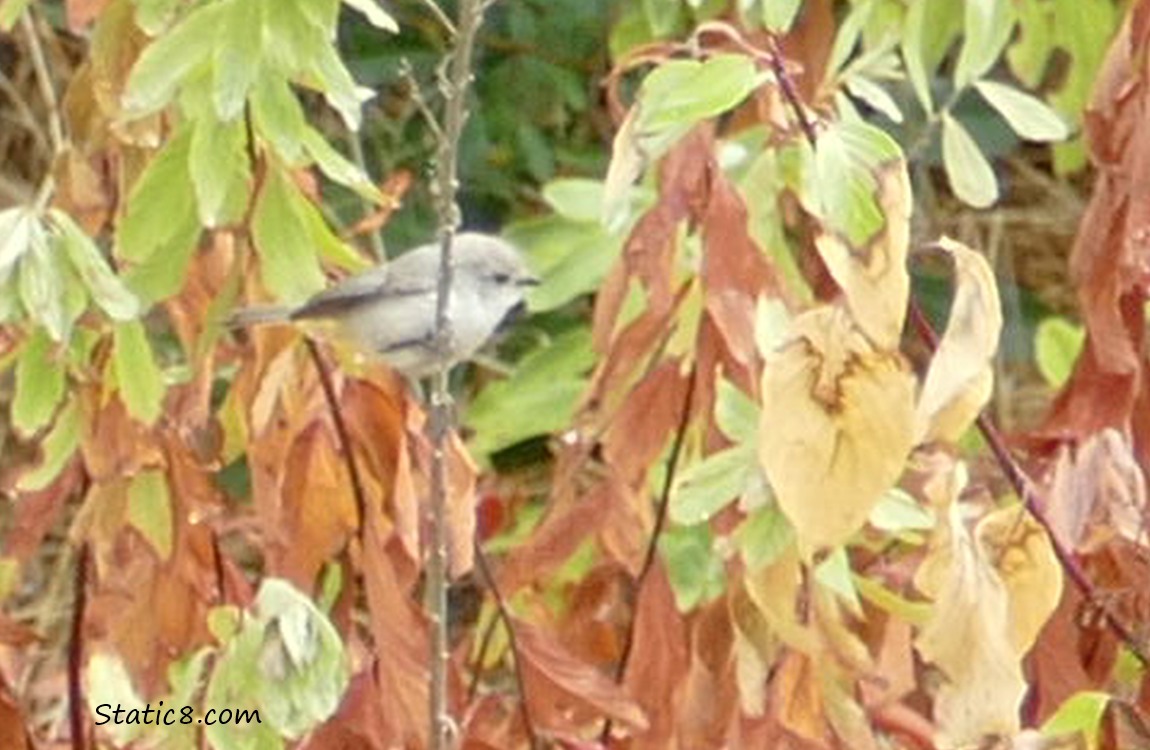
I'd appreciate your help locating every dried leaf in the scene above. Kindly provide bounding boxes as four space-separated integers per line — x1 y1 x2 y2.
915 237 1003 443
517 619 649 732
759 307 916 552
976 506 1063 656
916 497 1026 748
814 160 911 349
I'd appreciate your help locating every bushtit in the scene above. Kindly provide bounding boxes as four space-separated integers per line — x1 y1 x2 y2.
229 232 538 377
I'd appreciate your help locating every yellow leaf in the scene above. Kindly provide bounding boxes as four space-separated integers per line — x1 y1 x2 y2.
814 161 911 349
759 307 916 552
976 505 1063 656
916 496 1025 747
915 237 1003 443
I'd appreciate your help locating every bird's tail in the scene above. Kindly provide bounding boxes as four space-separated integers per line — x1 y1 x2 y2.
226 304 294 328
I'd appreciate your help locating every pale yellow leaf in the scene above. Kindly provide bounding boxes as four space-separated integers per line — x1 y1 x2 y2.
916 498 1025 748
601 108 646 232
915 237 1003 443
759 307 916 552
976 506 1063 656
814 161 911 349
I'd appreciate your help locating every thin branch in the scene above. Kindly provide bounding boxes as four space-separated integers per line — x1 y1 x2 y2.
600 366 696 744
20 10 63 153
68 542 90 750
305 339 370 536
19 8 64 211
347 132 387 261
908 305 1149 667
426 0 491 747
465 602 500 702
472 540 539 747
414 0 457 38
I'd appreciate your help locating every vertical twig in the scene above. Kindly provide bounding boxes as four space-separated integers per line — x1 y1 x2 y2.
305 339 370 534
600 367 696 744
19 9 64 211
68 543 90 750
347 133 387 261
471 541 539 747
427 1 492 747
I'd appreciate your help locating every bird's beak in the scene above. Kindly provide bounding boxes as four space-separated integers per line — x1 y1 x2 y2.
518 274 541 287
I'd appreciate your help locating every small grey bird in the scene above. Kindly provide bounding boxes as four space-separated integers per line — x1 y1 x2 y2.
229 232 538 377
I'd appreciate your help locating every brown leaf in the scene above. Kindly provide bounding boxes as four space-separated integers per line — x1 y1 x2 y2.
360 508 429 746
277 423 359 586
515 618 648 732
622 565 690 748
66 0 111 30
1045 429 1147 552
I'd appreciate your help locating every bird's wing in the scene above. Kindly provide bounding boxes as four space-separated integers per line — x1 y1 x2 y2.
290 246 440 322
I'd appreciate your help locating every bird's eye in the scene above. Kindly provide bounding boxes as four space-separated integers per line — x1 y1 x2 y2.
492 272 511 284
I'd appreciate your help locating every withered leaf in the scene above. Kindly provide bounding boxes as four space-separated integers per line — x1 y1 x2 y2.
759 307 916 552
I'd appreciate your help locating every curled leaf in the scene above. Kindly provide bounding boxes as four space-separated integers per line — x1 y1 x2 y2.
915 237 1003 443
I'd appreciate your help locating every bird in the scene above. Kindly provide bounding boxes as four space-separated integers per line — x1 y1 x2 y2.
228 232 538 377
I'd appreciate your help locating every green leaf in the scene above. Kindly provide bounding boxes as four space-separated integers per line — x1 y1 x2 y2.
212 0 264 121
642 0 683 37
640 54 765 134
1041 691 1110 750
229 579 349 739
51 210 139 321
869 488 935 532
761 0 801 32
112 319 165 425
128 469 173 559
506 216 623 313
189 116 251 227
251 167 326 302
12 328 66 437
827 0 870 78
735 503 794 571
954 0 1016 89
941 113 998 208
1035 317 1084 388
18 220 70 342
0 207 34 285
264 0 368 131
715 378 758 444
805 119 902 245
542 179 607 223
18 398 81 492
118 128 202 304
133 0 182 35
466 328 595 457
845 75 903 123
116 126 197 265
661 525 727 611
122 2 224 116
670 447 754 525
251 74 308 164
815 547 862 613
342 0 398 32
974 80 1069 142
0 0 32 31
902 0 963 113
300 126 381 202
